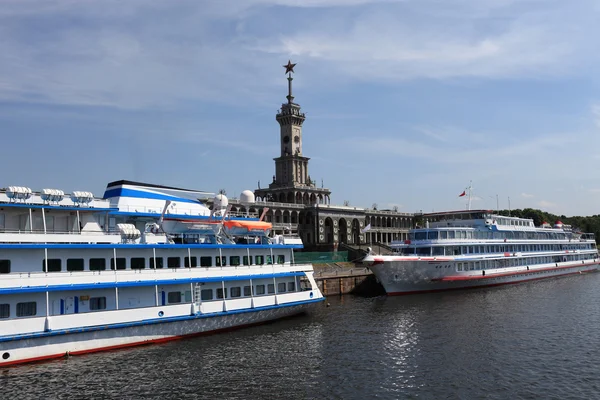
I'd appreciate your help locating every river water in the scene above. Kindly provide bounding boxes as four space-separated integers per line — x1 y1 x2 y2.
3 273 600 399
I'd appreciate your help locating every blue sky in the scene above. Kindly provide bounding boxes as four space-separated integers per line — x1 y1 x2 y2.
1 0 600 216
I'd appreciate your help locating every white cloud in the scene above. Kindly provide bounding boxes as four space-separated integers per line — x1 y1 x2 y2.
521 193 534 198
0 0 597 109
256 1 598 81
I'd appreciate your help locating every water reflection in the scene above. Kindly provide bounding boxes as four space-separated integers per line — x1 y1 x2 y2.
3 274 600 400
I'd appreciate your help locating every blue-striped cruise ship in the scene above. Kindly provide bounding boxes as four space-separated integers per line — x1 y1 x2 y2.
0 180 324 366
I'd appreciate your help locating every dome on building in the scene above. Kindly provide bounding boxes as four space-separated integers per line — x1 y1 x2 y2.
240 190 255 204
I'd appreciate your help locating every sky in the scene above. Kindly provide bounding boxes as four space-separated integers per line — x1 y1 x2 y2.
1 0 600 216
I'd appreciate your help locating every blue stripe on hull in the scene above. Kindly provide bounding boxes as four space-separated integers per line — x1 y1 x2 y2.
0 271 307 294
0 297 325 343
103 187 199 204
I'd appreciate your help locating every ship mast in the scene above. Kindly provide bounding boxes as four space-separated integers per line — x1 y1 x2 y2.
467 180 472 211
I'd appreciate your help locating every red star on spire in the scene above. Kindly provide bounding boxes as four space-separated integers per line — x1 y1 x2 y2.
283 60 296 74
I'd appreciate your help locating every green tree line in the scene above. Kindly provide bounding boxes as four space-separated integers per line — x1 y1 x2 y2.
496 208 600 242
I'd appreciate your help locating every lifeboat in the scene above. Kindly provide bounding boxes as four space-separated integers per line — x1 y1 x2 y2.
160 218 272 236
223 220 272 236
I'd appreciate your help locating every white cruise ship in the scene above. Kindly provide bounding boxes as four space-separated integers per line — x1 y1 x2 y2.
0 180 324 367
362 210 599 295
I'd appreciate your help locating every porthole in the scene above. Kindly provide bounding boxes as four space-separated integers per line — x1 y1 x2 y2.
158 311 164 317
2 352 9 360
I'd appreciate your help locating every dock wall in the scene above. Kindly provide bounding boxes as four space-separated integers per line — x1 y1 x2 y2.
313 266 385 296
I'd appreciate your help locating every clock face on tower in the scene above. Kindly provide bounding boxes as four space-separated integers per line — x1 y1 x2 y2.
283 136 290 144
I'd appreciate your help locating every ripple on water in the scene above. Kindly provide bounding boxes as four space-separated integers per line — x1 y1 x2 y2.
3 273 600 399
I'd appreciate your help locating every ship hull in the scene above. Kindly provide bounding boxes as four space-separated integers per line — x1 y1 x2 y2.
366 257 599 295
0 300 321 367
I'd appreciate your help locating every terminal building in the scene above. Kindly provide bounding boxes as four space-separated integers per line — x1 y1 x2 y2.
224 61 414 250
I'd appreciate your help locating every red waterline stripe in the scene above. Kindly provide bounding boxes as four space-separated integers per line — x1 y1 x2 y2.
0 311 305 368
388 269 596 296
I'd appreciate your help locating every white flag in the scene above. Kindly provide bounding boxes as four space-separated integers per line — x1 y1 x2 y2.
360 223 371 233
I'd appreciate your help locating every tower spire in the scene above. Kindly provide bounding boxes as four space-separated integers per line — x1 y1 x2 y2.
283 60 297 104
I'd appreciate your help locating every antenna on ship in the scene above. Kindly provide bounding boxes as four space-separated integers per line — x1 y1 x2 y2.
467 180 472 211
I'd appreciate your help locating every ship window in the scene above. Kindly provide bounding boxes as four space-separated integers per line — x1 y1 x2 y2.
277 255 285 264
256 284 266 295
300 277 311 291
267 284 275 294
90 297 106 310
201 289 213 300
216 256 227 266
150 257 163 269
244 286 252 296
440 231 447 239
255 255 265 265
168 292 182 303
432 247 444 256
427 231 438 240
230 256 241 266
243 256 252 266
0 260 10 274
216 288 228 299
230 287 241 298
288 282 296 292
266 255 273 264
278 282 286 292
111 258 126 270
167 257 180 268
16 302 36 317
184 257 198 268
416 247 430 256
0 304 9 318
42 259 61 272
90 258 106 271
185 290 192 302
131 258 145 269
448 231 455 239
457 263 463 271
415 232 427 240
0 213 4 229
200 256 212 267
67 259 84 271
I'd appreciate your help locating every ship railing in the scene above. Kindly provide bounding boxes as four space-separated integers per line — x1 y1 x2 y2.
0 263 314 286
0 228 119 235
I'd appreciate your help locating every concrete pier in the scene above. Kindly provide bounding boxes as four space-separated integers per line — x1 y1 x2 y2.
313 264 385 296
